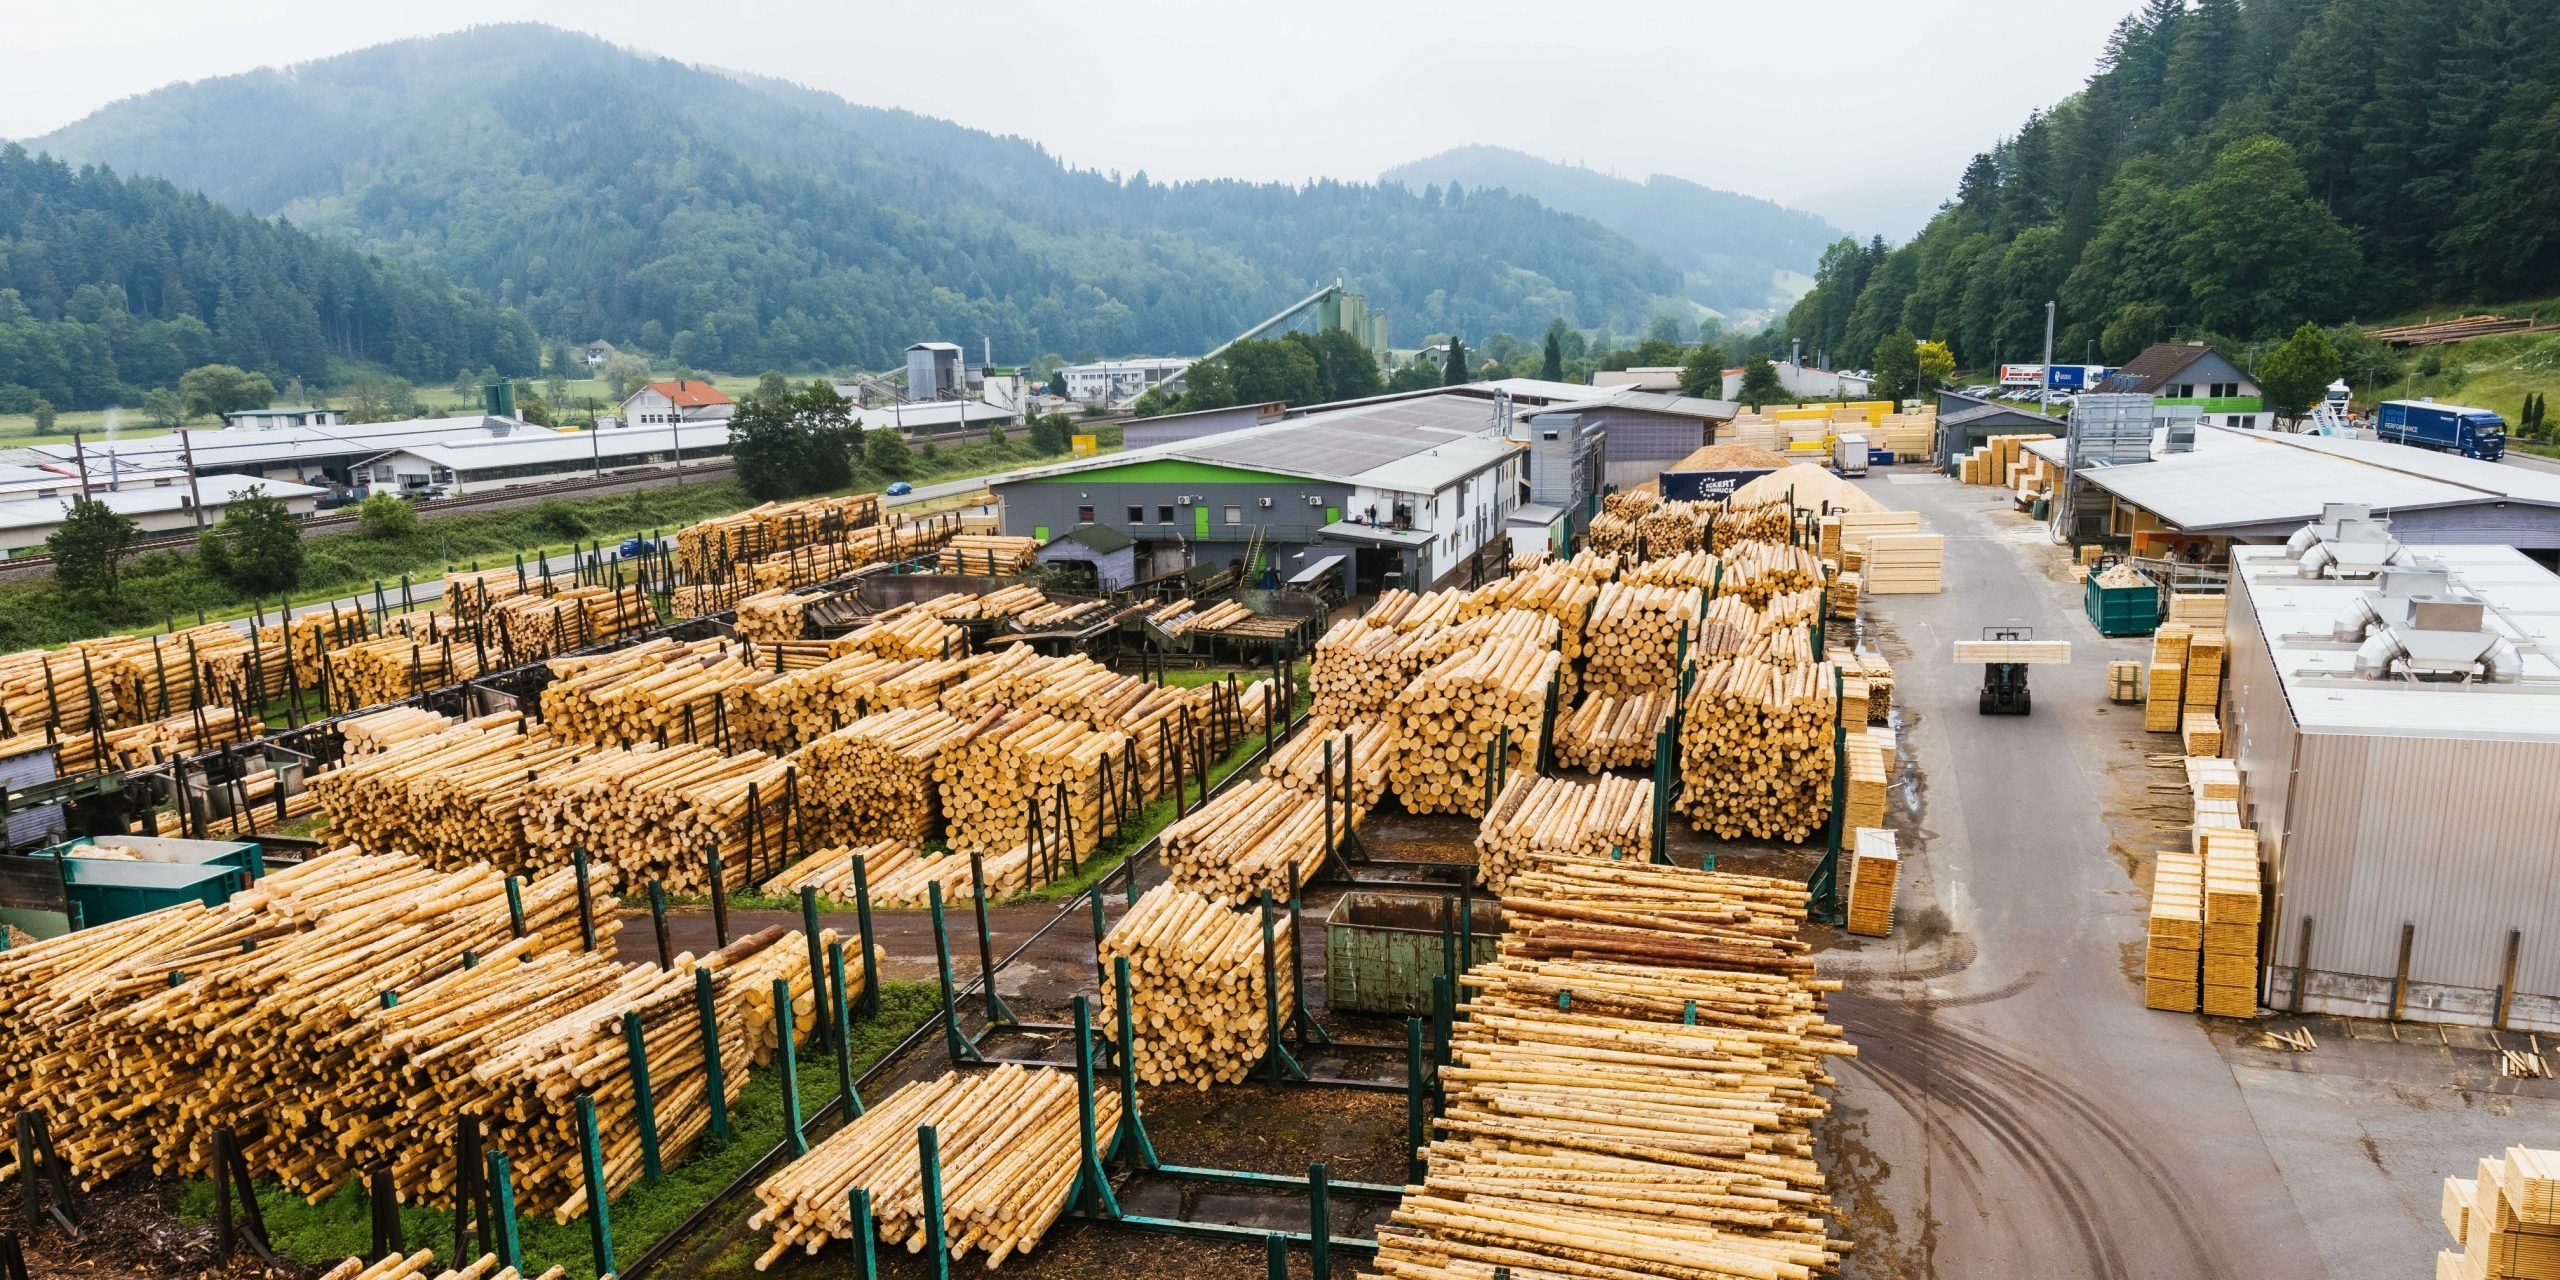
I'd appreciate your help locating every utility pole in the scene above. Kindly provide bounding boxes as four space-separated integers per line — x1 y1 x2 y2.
2040 301 2058 419
667 389 685 486
178 428 207 530
70 431 93 500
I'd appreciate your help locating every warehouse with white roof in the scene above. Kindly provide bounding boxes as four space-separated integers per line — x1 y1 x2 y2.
0 474 322 557
356 422 733 497
2224 515 2560 1031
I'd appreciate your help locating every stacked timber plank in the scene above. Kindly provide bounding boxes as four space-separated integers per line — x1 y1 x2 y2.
308 714 584 866
1677 657 1840 842
1367 855 1853 1280
2168 593 2229 627
2184 628 2227 715
1863 533 1946 594
1847 651 1894 722
1843 734 1889 831
1845 827 1899 937
1472 772 1653 891
936 535 1041 576
1384 624 1562 817
1582 582 1701 696
789 706 971 845
540 638 759 749
520 743 795 893
2199 826 2260 1018
2145 848 2204 1011
2437 1148 2560 1280
2146 624 2191 732
1552 689 1674 770
1162 778 1335 903
2182 711 2223 756
1097 882 1287 1087
748 1064 1117 1270
1952 640 2072 664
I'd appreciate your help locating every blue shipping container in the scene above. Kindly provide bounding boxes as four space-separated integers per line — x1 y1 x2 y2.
2377 400 2506 461
1659 467 1777 503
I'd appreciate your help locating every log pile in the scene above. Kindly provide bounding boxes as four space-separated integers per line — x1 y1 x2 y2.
936 535 1041 576
1582 583 1701 697
1366 588 1468 633
540 638 759 749
759 838 911 898
839 607 963 661
314 1253 564 1280
740 653 975 751
1634 500 1706 555
1473 772 1654 891
1463 564 1596 696
1367 856 1853 1280
338 707 458 756
1677 657 1840 841
190 627 289 708
520 743 794 893
1706 498 1797 550
324 628 492 711
734 587 820 646
1715 541 1827 606
0 644 124 744
1552 689 1674 770
104 706 262 770
1310 608 1548 725
790 706 972 845
1601 489 1658 520
677 495 881 578
1385 627 1562 817
484 585 655 665
1261 718 1387 808
1582 512 1637 557
309 714 584 866
1098 883 1287 1088
1011 597 1112 632
748 1064 1117 1270
1162 778 1335 904
936 709 1126 860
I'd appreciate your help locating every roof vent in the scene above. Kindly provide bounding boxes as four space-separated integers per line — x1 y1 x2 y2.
2288 504 2409 579
2331 568 2456 642
2352 590 2521 683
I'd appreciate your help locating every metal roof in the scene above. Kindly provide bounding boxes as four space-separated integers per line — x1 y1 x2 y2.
1318 520 1433 548
0 474 321 531
28 417 561 471
1343 434 1520 493
366 422 733 473
2074 426 2560 532
2234 543 2560 741
1507 503 1565 524
1545 390 1739 421
994 390 1525 492
854 400 1012 429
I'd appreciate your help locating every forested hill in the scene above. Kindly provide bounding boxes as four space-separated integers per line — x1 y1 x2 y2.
25 24 1687 372
1381 147 1843 320
0 147 539 411
1777 0 2560 373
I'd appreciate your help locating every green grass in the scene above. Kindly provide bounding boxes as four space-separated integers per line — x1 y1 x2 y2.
178 982 938 1280
2383 330 2560 428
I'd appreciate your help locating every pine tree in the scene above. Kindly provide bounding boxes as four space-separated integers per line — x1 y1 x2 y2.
1541 327 1564 381
1442 337 1470 386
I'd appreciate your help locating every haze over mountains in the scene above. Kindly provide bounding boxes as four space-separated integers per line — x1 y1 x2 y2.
16 24 1842 375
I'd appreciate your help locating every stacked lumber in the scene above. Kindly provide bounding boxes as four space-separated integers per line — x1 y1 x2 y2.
2168 593 2228 626
1845 827 1899 937
937 535 1040 576
758 838 911 899
1843 733 1888 831
1582 582 1700 697
308 714 583 866
540 638 758 749
2184 628 2227 715
1582 512 1637 557
1677 657 1840 842
1831 569 1861 619
1958 433 2054 484
2181 711 2223 756
104 706 261 769
936 709 1126 859
1163 778 1334 903
520 743 794 893
1953 640 2073 664
1862 533 1945 594
790 706 971 845
2436 1148 2560 1280
1473 772 1653 891
1552 689 1674 770
1385 626 1563 817
1369 857 1853 1280
0 850 602 1194
339 706 458 756
2108 659 2143 704
734 587 819 646
748 1064 1116 1270
2198 826 2260 1018
1098 882 1287 1087
2145 849 2204 1011
1847 651 1893 722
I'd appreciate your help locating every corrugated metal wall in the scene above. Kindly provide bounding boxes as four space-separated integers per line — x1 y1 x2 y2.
2226 565 2300 997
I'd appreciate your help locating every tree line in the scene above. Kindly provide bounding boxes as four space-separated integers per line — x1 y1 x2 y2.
1771 0 2560 381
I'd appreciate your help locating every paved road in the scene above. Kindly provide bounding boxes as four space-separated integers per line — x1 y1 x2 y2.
2504 449 2560 477
1818 471 2325 1280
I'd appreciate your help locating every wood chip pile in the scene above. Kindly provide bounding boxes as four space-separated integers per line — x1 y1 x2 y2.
749 1064 1116 1270
1098 882 1287 1088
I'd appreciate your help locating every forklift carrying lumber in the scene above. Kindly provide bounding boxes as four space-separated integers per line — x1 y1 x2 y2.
1955 624 2071 715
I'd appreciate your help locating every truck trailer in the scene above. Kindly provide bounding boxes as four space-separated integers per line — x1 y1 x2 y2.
2376 399 2507 461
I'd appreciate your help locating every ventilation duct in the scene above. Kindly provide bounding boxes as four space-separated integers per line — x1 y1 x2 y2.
2351 593 2522 683
2329 567 2454 642
2292 504 2411 579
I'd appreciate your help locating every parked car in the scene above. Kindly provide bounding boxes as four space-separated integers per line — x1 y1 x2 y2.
885 481 914 496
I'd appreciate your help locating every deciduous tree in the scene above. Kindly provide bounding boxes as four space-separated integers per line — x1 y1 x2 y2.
48 498 135 600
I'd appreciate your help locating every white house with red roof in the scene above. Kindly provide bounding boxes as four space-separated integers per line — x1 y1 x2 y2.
619 379 735 426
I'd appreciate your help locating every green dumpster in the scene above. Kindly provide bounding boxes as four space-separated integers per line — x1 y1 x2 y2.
1325 891 1501 1015
2085 570 2162 637
17 835 263 934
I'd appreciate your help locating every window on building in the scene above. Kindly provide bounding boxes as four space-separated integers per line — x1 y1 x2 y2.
1127 506 1145 525
1158 505 1175 524
1456 484 1466 516
1224 505 1242 526
2211 382 2237 398
1078 505 1095 524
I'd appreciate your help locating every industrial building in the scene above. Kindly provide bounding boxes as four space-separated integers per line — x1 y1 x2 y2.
357 422 733 497
989 390 1541 598
224 406 344 430
1060 358 1194 406
1536 390 1734 488
905 343 966 401
2028 424 2560 552
23 415 571 490
0 475 322 557
619 380 734 425
1934 389 2063 468
2223 518 2560 1030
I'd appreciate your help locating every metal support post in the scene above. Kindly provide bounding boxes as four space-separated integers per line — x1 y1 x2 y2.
928 884 983 1064
1258 892 1307 1081
847 1189 879 1280
575 1095 616 1279
624 1012 663 1180
708 846 730 946
774 978 806 1156
1068 998 1122 1217
573 847 598 952
829 940 864 1117
853 853 880 1017
916 1126 953 1280
801 886 832 1051
648 880 672 970
1405 1016 1428 1185
1109 958 1162 1168
968 850 1017 1025
695 968 731 1140
1308 1163 1333 1280
486 1151 522 1273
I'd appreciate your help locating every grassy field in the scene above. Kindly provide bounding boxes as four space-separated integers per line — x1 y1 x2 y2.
178 982 938 1280
2384 330 2560 427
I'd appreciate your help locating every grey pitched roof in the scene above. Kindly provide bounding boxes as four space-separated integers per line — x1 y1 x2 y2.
1056 524 1134 553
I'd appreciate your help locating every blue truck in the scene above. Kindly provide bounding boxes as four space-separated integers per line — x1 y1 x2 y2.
2376 399 2507 461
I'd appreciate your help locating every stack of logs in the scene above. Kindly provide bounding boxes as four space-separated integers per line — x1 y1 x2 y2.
1385 623 1561 817
789 706 971 845
1261 718 1387 809
339 707 457 756
936 535 1040 576
1162 778 1336 904
1473 772 1654 891
934 709 1126 864
324 624 490 711
1678 656 1841 842
734 587 820 646
309 714 584 867
1366 853 1853 1280
749 1064 1117 1270
104 707 262 770
1581 583 1700 697
540 638 759 749
1552 689 1674 770
1098 882 1286 1087
1461 563 1596 698
741 653 978 750
519 742 794 893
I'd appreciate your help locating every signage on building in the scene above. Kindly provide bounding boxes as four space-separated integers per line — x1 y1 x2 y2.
1999 364 2046 387
1071 434 1098 458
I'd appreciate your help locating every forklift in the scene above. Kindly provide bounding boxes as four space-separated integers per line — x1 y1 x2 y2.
1979 624 2036 715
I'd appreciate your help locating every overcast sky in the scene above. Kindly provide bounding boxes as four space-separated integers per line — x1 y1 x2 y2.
1 0 2135 242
